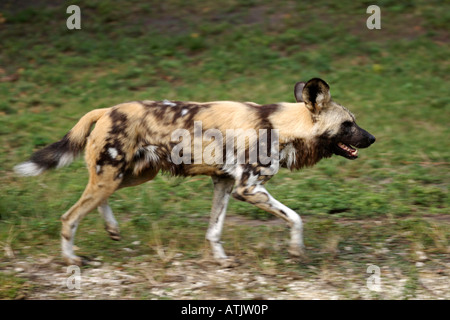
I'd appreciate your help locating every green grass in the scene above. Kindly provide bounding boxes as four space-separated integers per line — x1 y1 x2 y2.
0 0 449 299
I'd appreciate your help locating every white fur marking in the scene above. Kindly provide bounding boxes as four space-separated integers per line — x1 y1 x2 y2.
143 145 159 163
181 109 188 116
163 99 177 107
98 203 118 228
108 148 118 159
280 143 296 169
206 179 234 260
264 191 303 250
96 165 101 174
206 192 231 244
222 163 240 179
14 162 44 176
246 171 260 186
61 224 78 260
57 153 74 169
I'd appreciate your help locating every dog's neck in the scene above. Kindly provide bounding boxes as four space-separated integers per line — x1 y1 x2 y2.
268 102 315 144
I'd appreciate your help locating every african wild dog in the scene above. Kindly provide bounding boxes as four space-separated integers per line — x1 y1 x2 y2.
14 78 375 266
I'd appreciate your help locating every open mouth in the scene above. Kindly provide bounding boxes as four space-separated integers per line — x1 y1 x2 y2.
337 142 358 159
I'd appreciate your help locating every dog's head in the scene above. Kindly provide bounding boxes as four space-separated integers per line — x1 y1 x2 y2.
294 78 375 159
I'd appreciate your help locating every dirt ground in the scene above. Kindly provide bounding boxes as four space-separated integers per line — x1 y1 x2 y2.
3 250 448 300
2 215 449 300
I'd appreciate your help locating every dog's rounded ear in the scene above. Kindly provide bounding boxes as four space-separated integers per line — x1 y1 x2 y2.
294 82 306 103
298 78 331 113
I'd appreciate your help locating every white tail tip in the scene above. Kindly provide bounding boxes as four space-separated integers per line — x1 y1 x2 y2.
14 162 44 176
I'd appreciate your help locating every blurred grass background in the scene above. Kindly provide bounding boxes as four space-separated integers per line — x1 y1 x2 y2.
0 0 448 299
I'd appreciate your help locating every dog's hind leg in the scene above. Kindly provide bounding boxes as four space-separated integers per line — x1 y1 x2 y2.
96 168 159 241
205 175 235 266
98 200 121 241
61 167 123 266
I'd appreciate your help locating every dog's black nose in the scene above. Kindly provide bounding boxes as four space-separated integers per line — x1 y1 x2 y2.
369 135 376 145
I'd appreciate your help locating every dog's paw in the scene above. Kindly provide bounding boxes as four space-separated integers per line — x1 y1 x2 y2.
63 255 85 267
288 246 309 261
216 257 240 268
106 227 121 241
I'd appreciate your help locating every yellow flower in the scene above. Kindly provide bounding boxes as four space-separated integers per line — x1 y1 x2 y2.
372 64 383 73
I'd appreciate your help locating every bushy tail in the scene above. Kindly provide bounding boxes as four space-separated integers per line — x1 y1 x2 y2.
14 108 108 176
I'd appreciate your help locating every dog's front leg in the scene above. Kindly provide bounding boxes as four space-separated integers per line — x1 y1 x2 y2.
232 171 305 258
206 175 235 266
